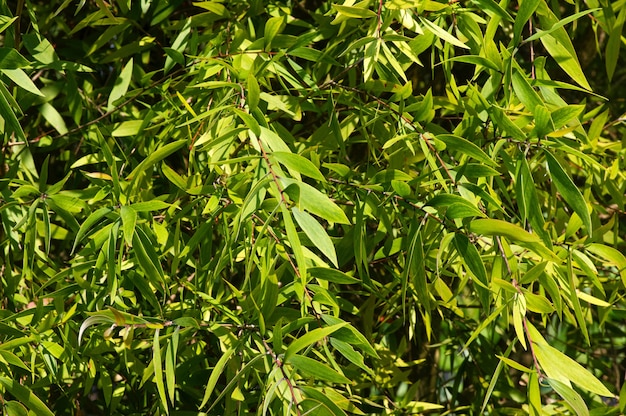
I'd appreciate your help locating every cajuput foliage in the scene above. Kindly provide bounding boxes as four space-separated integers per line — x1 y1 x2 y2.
1 0 626 414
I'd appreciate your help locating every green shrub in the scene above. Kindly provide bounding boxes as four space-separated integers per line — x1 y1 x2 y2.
1 1 625 414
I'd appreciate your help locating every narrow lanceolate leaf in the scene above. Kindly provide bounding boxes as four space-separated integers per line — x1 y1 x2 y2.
284 323 347 361
281 204 307 290
0 81 26 142
469 219 560 263
548 379 589 416
437 134 497 167
78 315 116 345
2 68 44 96
332 4 377 18
490 106 526 141
120 205 137 247
470 219 540 243
0 377 54 416
544 150 592 235
72 206 114 254
272 152 326 182
585 243 626 288
200 344 239 409
153 329 169 414
287 354 351 384
165 328 179 405
454 233 489 310
282 178 350 224
130 200 170 212
533 341 614 397
128 140 187 181
107 58 133 111
512 293 527 349
247 71 260 112
512 69 543 114
419 17 470 49
41 102 68 135
606 6 626 81
513 0 540 44
292 207 338 267
132 226 166 287
539 33 590 90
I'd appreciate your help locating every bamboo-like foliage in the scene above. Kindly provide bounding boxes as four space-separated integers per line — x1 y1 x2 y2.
1 0 626 414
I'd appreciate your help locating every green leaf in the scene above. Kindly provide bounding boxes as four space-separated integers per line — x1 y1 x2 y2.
525 8 600 43
427 194 485 219
533 341 614 397
107 57 133 111
153 328 169 414
0 81 26 142
419 17 470 49
550 105 584 130
292 207 338 267
330 338 369 372
445 55 501 72
78 314 116 345
131 200 170 212
471 0 514 22
469 219 560 262
281 203 307 293
585 243 626 288
512 68 543 113
199 344 238 409
547 378 589 416
0 350 30 372
0 48 30 69
132 226 166 288
2 69 44 96
288 354 351 383
309 267 359 284
437 134 497 166
282 178 350 224
544 150 592 235
164 18 190 74
332 4 377 18
120 205 137 247
513 0 540 44
454 233 489 289
112 120 143 137
72 206 114 254
323 315 379 358
490 106 527 141
0 16 18 35
284 323 347 361
539 33 590 90
22 34 57 64
264 15 285 48
247 71 260 112
0 377 54 416
40 102 68 135
606 6 626 81
299 387 349 416
272 151 326 182
128 139 187 181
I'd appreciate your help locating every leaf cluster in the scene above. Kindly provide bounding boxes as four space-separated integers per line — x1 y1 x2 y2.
1 0 626 415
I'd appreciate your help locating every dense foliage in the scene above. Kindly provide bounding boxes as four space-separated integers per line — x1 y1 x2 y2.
1 0 626 414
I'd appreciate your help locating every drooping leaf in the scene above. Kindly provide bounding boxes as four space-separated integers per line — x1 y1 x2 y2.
544 150 592 235
284 323 347 361
288 354 351 383
293 207 338 267
282 178 350 224
0 377 54 416
107 58 133 111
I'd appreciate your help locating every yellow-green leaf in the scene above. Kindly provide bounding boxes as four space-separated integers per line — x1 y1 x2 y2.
293 207 338 267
